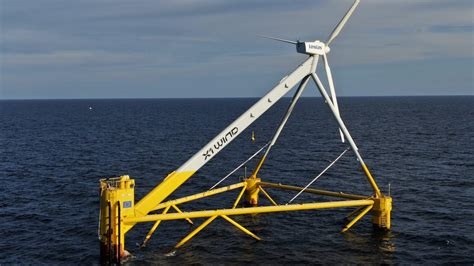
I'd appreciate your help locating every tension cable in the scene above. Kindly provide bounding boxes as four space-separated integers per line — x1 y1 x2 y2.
287 147 350 204
209 142 270 190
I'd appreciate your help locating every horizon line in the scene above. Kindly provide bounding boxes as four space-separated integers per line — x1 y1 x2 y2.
0 94 473 101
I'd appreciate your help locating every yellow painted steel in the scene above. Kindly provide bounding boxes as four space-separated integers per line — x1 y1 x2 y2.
341 205 373 232
251 155 267 177
221 215 261 241
258 182 368 200
141 206 171 247
233 183 247 209
99 176 135 260
345 206 365 220
174 215 261 250
361 163 382 198
259 186 278 206
99 164 390 259
99 175 391 259
371 195 392 230
152 182 245 211
174 215 218 249
99 174 390 259
135 170 196 217
171 205 194 225
124 199 375 224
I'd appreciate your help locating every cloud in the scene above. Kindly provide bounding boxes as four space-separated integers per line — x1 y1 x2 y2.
1 0 473 98
429 24 473 33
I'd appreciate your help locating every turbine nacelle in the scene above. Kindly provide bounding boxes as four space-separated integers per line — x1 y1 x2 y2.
296 41 330 56
259 0 360 144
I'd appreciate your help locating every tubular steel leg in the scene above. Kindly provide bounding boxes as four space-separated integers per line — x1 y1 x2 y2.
259 186 278 206
341 205 373 232
345 206 365 220
258 182 368 200
251 75 311 177
153 182 245 211
233 183 247 209
220 215 261 241
126 199 375 224
174 216 218 249
117 201 121 263
311 72 381 198
171 205 194 225
141 206 171 247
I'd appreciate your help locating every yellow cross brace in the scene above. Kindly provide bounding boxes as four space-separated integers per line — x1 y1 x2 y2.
259 186 278 206
125 199 374 224
341 204 373 232
152 182 246 211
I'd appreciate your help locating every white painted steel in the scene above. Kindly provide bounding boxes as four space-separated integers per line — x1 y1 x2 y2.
297 41 329 56
208 142 270 190
173 0 362 174
260 37 330 56
261 75 311 162
326 0 360 46
259 35 297 45
311 72 365 164
177 57 313 172
323 53 345 143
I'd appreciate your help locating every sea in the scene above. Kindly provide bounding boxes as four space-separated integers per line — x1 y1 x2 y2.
0 96 473 264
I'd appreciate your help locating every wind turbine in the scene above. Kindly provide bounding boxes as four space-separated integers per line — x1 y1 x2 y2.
260 0 360 143
98 1 393 261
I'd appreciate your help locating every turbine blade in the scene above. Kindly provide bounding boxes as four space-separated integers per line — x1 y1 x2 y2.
258 35 298 45
323 53 345 143
326 0 360 46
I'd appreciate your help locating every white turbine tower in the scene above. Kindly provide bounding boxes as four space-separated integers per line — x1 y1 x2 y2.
261 0 360 143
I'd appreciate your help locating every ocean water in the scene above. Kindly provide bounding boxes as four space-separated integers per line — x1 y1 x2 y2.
0 96 473 264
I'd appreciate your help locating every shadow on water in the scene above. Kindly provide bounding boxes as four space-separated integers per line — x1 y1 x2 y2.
342 228 397 263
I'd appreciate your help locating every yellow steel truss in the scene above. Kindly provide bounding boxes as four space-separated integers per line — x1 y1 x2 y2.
114 178 391 252
97 3 394 262
99 171 391 263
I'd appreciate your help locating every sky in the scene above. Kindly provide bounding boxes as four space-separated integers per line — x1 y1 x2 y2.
0 0 473 99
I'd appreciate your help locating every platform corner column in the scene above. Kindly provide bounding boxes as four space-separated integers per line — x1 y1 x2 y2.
99 175 135 263
244 177 261 206
371 195 392 230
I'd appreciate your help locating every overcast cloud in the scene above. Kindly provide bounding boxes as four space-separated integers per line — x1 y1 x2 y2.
0 0 473 99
